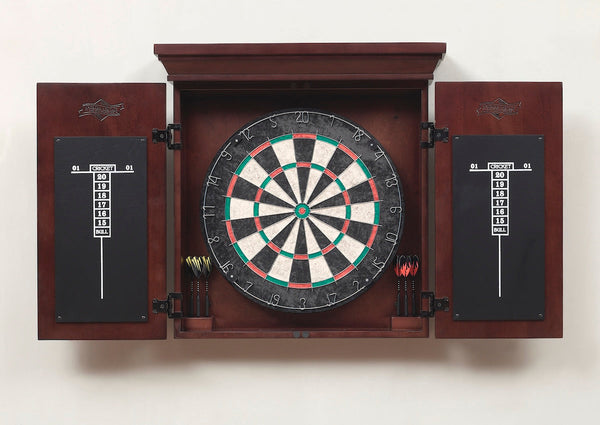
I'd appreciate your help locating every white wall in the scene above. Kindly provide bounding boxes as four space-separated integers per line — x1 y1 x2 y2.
1 1 598 423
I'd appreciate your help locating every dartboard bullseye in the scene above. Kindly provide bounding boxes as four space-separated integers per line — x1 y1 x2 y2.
201 109 404 312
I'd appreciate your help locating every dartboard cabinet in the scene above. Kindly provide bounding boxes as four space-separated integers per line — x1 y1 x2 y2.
37 43 563 339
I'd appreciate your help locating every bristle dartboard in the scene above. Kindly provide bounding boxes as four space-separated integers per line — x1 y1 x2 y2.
200 109 404 312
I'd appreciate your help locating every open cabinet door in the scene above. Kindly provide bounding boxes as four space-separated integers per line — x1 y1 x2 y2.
37 83 167 339
434 82 562 338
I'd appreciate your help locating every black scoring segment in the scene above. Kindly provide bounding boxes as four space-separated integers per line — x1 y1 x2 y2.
294 220 308 255
258 212 295 229
252 145 280 174
321 247 348 275
271 172 299 204
269 219 298 248
293 137 315 163
326 147 354 176
345 220 374 245
347 180 377 204
311 213 345 232
258 189 297 209
290 259 310 284
306 219 333 250
230 177 260 202
306 173 335 205
311 192 347 209
229 217 260 241
250 244 279 273
297 167 310 202
230 177 294 209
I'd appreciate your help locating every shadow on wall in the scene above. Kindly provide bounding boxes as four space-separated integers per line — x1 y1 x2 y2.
73 332 561 374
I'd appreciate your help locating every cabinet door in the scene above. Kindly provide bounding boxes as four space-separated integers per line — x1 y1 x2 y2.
38 83 167 339
434 82 562 338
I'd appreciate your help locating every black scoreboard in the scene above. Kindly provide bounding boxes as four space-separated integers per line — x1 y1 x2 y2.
54 137 148 322
452 135 545 321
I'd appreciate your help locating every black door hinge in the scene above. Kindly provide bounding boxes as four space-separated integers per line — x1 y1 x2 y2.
420 292 450 318
152 123 182 150
420 122 449 149
152 292 184 318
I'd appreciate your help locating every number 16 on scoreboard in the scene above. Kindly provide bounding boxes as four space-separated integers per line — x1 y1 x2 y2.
469 161 532 298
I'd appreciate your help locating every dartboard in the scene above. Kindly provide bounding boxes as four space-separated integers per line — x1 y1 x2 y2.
201 109 404 312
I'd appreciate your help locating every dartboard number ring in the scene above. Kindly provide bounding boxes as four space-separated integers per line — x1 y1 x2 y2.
201 109 404 312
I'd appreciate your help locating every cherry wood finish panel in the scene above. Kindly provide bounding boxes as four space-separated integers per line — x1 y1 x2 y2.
173 90 429 338
434 82 562 338
38 83 167 339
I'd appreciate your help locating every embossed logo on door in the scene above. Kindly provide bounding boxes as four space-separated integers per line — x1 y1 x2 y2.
78 99 125 121
476 98 521 120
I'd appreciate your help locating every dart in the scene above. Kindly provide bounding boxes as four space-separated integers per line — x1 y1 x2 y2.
201 256 212 317
409 255 420 316
188 256 203 317
185 256 197 317
394 255 405 316
400 257 411 316
191 257 199 317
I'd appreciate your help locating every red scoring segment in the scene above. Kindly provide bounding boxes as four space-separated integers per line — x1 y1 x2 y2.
246 261 267 279
334 264 355 281
293 133 317 140
368 178 379 201
366 225 378 247
249 141 271 157
337 143 359 160
226 174 238 197
289 282 312 289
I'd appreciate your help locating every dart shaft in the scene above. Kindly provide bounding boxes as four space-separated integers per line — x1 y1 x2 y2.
411 280 416 317
196 282 201 317
189 280 194 317
204 278 210 317
403 279 408 317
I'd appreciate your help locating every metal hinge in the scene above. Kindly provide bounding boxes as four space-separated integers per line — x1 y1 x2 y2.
420 122 449 149
152 292 184 318
152 123 182 150
420 292 450 318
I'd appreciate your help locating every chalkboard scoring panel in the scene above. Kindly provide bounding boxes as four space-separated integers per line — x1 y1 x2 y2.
54 137 147 322
452 135 544 321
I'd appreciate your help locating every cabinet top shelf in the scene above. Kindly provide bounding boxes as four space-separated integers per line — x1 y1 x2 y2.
154 42 446 83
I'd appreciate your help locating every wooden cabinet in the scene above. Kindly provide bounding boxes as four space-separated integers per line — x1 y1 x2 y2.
37 43 562 340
